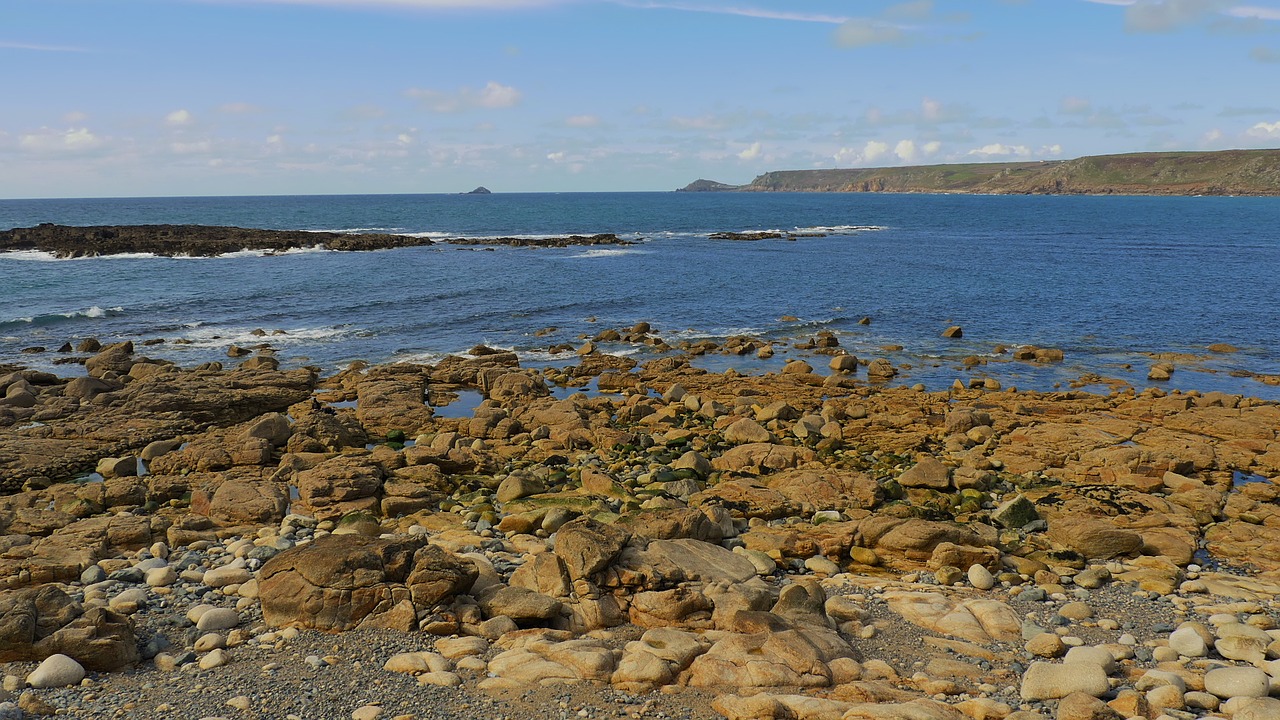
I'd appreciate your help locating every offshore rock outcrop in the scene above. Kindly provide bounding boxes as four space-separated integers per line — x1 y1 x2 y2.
0 224 631 258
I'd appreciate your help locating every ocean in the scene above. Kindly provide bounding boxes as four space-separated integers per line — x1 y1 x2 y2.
1 192 1278 399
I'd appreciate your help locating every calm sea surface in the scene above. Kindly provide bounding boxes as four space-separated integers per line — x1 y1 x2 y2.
1 192 1278 398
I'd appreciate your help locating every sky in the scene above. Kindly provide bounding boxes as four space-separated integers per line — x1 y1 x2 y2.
2 0 1280 197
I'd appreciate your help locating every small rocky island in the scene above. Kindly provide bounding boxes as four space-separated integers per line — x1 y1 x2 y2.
0 224 628 258
466 187 493 195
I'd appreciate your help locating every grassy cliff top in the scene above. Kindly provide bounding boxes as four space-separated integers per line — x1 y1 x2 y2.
679 149 1280 196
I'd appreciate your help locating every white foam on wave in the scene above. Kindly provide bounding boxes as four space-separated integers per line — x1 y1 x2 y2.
304 227 407 234
169 245 336 260
739 225 888 236
0 251 160 261
1 305 123 326
177 324 357 349
0 250 61 262
390 351 449 365
514 349 575 363
663 326 766 340
397 231 460 239
798 224 888 233
565 248 650 259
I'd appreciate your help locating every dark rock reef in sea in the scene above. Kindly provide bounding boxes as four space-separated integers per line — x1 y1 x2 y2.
0 224 629 258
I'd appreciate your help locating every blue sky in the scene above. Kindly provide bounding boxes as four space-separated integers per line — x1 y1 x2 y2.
3 0 1279 197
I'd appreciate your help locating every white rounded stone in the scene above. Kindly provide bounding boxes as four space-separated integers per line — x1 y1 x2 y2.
196 608 242 632
26 654 85 688
1205 666 1270 699
1168 626 1209 657
968 564 995 590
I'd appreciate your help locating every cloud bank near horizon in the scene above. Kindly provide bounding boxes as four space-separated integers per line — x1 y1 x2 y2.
3 0 1280 196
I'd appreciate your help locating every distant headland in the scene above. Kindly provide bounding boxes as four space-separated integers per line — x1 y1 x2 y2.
680 148 1280 196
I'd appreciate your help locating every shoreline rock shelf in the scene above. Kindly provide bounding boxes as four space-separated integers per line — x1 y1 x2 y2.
0 224 632 258
2 339 1280 719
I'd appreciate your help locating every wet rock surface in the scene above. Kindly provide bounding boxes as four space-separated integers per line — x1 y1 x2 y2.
2 338 1280 719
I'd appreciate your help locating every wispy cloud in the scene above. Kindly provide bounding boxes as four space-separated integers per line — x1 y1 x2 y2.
198 0 564 7
613 1 849 24
1080 0 1280 30
834 19 906 47
0 40 89 52
405 81 522 113
1228 4 1280 20
250 0 851 23
19 127 102 153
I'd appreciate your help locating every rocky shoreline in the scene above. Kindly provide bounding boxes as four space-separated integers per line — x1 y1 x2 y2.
3 330 1280 720
0 225 630 258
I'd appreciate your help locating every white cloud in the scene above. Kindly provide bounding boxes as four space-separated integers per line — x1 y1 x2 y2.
738 142 762 160
922 140 942 155
967 143 1032 158
19 127 101 153
475 82 521 108
894 139 919 162
834 140 891 165
1247 120 1280 137
833 18 905 47
166 109 194 126
1040 144 1064 156
405 81 522 112
397 133 415 145
547 151 566 162
566 114 601 128
863 141 890 163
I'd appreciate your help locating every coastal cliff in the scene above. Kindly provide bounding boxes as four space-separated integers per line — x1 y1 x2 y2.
680 148 1280 196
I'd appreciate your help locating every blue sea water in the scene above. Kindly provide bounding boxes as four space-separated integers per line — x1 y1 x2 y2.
1 192 1278 398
